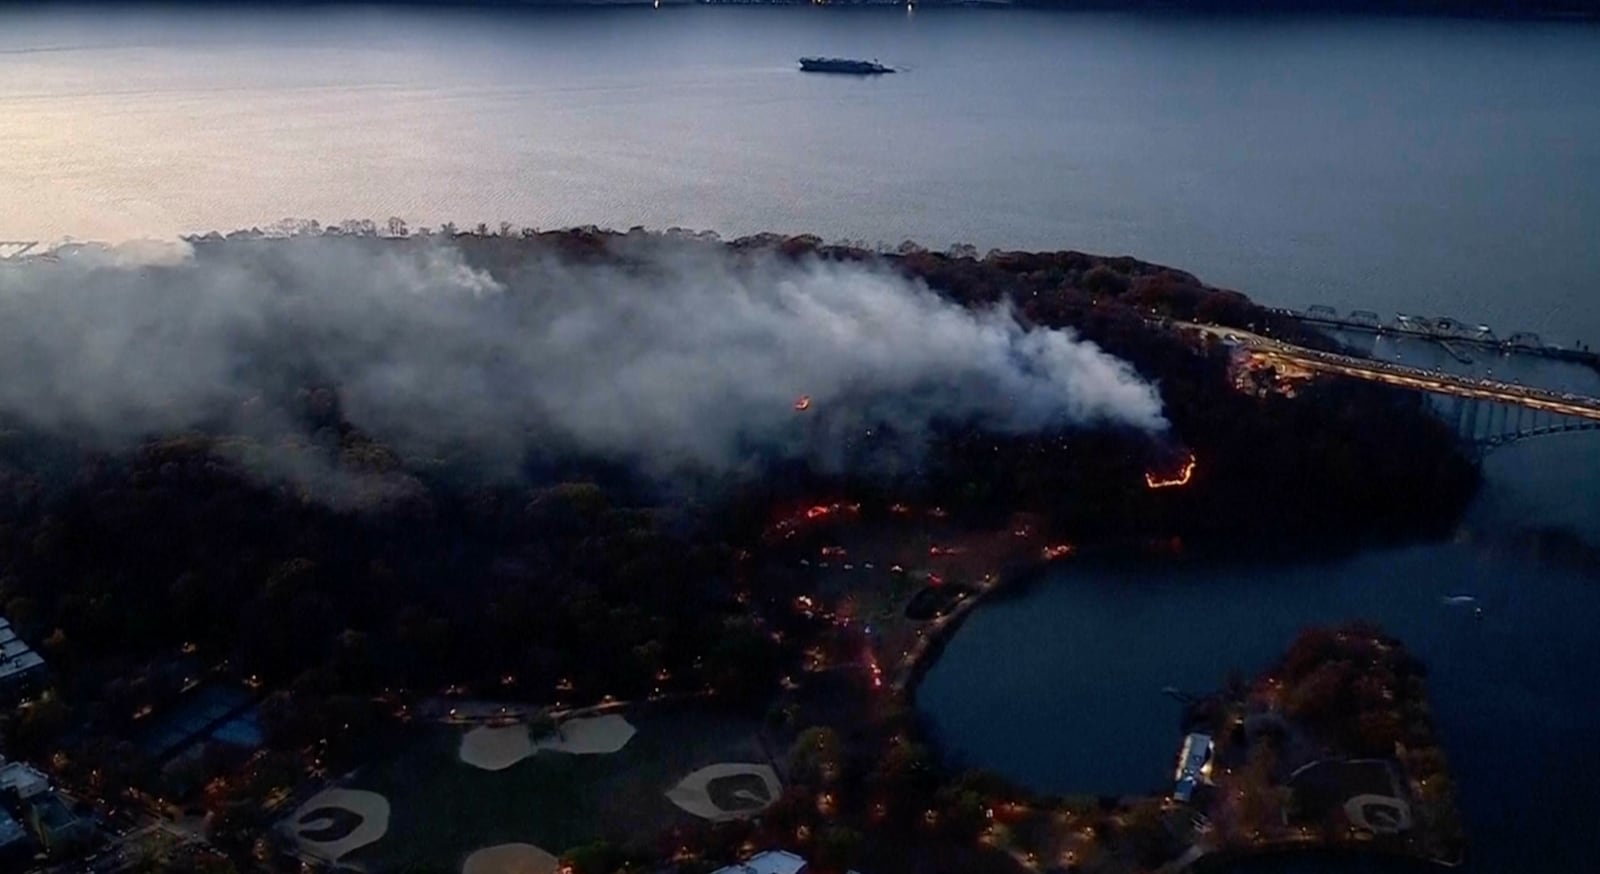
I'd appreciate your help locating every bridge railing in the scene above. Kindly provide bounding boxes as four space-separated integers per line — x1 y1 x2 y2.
1281 308 1581 355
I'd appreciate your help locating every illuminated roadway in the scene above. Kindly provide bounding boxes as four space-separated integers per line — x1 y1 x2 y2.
1176 322 1600 424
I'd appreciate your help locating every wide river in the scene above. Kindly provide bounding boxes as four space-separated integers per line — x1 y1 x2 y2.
4 6 1599 871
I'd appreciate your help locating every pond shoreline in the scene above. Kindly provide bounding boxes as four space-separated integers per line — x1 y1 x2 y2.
893 552 1056 703
897 548 1470 874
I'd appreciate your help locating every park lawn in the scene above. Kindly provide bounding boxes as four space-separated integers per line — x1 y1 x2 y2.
344 707 773 871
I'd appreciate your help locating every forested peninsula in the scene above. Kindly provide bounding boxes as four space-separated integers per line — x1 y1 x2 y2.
0 227 1475 873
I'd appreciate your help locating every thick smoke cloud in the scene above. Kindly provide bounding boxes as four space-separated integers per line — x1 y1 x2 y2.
0 236 1165 481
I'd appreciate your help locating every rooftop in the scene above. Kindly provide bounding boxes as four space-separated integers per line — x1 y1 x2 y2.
1173 732 1214 802
712 850 809 874
30 794 81 832
0 619 45 683
0 761 50 799
0 650 45 681
0 810 25 848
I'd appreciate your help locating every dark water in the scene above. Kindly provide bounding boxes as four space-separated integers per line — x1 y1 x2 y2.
3 6 1600 343
5 7 1599 869
918 425 1600 872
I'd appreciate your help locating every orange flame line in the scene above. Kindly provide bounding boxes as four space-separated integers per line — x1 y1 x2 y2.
1145 454 1197 489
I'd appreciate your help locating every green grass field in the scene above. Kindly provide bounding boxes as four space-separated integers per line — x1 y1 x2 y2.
343 707 773 870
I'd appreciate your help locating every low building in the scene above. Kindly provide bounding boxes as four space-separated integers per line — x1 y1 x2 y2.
24 793 93 858
0 808 33 868
0 620 46 697
1173 732 1214 802
710 850 864 874
711 850 809 874
0 810 28 852
0 761 50 800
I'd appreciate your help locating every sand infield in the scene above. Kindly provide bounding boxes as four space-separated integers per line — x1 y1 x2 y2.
460 724 536 771
462 843 560 874
460 714 637 770
536 713 636 755
665 762 781 822
284 787 391 862
1344 793 1413 833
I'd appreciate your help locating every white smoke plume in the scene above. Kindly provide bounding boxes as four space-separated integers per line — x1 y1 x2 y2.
0 234 1165 481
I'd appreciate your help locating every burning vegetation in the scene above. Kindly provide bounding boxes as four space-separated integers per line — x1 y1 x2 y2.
1145 452 1197 490
764 501 863 542
0 229 1484 874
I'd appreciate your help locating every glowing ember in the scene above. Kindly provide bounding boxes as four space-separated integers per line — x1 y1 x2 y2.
764 501 862 542
889 503 912 515
927 573 945 587
1042 544 1075 561
928 545 964 557
794 395 812 412
820 546 847 559
864 651 884 689
1145 452 1197 489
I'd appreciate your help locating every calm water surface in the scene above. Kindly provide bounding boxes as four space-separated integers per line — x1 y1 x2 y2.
5 7 1600 871
3 6 1600 341
918 426 1600 873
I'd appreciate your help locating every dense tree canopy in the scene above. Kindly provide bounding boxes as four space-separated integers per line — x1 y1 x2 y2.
0 231 1479 860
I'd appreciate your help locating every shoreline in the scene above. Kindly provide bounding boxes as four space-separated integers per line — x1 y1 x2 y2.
893 551 1055 702
891 554 1468 874
889 534 1410 705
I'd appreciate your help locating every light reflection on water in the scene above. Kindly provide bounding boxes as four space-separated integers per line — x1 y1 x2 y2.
2 6 1600 346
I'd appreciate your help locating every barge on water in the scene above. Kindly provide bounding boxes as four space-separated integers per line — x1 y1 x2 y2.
799 57 895 75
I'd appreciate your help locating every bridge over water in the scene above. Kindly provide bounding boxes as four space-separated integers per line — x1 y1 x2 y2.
1178 322 1600 452
1273 305 1600 372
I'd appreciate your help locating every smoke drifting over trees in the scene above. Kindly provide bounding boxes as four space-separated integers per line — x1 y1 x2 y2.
0 235 1165 481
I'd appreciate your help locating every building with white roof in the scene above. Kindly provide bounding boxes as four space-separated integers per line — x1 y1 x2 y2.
711 850 809 874
1173 732 1214 803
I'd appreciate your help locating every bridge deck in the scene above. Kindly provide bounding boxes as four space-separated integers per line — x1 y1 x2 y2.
1258 350 1600 422
1178 321 1600 423
1277 308 1600 370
